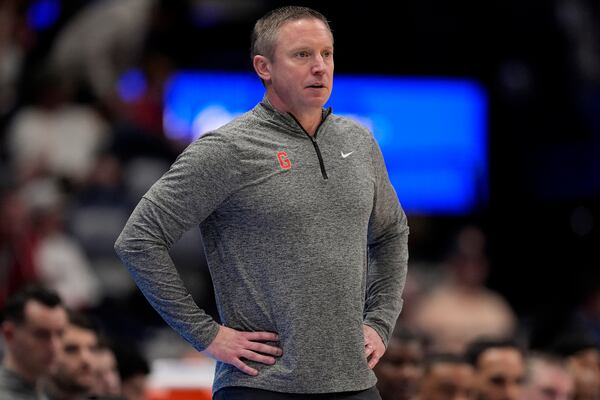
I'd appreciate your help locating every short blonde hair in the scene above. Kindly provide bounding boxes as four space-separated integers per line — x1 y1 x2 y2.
250 6 332 61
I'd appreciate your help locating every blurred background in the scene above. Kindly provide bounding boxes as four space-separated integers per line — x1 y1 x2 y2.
1 0 599 394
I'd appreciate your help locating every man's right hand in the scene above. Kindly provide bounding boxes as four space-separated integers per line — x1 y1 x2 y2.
202 325 282 376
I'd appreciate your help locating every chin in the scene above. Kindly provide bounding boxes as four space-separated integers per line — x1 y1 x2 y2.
307 97 329 108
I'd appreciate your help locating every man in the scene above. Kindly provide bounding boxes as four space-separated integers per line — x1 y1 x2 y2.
375 329 426 400
90 338 122 399
416 354 477 400
112 343 149 400
114 5 409 399
0 285 68 400
43 311 100 400
551 333 600 400
521 352 574 400
466 339 525 400
409 226 516 353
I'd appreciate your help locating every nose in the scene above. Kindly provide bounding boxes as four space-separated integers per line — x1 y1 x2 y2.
505 383 522 400
312 54 326 74
81 348 96 367
50 333 62 356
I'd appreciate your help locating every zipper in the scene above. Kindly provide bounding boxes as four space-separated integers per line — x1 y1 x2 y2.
308 136 328 179
288 111 330 180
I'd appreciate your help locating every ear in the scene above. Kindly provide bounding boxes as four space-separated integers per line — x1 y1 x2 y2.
1 321 16 341
253 55 272 83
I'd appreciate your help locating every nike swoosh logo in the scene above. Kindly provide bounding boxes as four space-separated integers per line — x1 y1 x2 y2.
341 151 354 158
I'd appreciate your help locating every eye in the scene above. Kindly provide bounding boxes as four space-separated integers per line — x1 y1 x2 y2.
296 51 310 58
64 344 79 354
323 50 333 58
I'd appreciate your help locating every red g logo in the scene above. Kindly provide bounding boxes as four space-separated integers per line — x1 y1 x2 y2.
277 151 291 170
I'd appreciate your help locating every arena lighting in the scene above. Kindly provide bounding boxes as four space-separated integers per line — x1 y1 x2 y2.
163 71 488 215
117 69 147 103
27 0 61 31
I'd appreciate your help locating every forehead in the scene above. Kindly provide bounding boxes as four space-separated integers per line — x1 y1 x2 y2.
23 300 67 329
430 363 475 379
96 349 117 368
63 325 97 345
479 348 525 374
275 18 333 48
386 339 425 359
575 349 600 365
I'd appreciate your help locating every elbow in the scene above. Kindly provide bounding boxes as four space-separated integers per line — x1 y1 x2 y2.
113 230 129 260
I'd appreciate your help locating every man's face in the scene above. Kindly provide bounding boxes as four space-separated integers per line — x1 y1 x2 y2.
1 300 67 380
260 18 334 115
92 348 121 396
475 348 525 400
121 374 147 400
524 360 574 400
375 338 424 400
567 349 600 400
51 324 99 393
419 362 476 400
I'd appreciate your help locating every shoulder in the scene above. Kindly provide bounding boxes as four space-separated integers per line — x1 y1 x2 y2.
196 108 264 144
327 113 377 150
328 113 372 136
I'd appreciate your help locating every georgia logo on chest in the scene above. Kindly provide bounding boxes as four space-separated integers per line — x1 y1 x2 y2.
276 151 291 170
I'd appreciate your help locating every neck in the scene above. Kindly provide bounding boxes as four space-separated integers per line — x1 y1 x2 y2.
265 92 322 136
4 353 37 384
289 111 322 136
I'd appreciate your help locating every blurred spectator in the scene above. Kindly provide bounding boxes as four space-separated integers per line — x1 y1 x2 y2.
521 352 575 400
552 333 600 400
416 353 476 400
24 179 102 309
0 185 38 309
48 0 157 103
67 154 134 301
554 0 600 134
0 285 67 400
90 337 122 399
409 226 517 353
5 69 109 186
572 279 600 348
113 342 150 400
42 310 100 400
108 51 181 165
68 153 131 258
119 52 172 139
466 338 526 400
375 327 427 400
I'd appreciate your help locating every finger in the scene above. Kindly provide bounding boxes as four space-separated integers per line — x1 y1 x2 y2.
246 341 283 356
240 350 276 365
231 358 258 376
244 331 279 342
364 343 374 358
368 352 381 369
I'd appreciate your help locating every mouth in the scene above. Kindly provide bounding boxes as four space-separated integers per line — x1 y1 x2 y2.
306 83 326 89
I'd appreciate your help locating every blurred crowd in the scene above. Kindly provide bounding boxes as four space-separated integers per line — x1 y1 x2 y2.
0 285 150 400
0 1 216 396
0 0 599 399
374 329 600 400
0 0 216 338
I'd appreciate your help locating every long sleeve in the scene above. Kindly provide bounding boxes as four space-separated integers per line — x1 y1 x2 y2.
363 136 409 347
114 132 240 351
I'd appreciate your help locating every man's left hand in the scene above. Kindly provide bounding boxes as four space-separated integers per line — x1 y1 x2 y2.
363 324 385 369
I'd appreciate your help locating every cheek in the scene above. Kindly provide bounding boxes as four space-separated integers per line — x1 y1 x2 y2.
60 358 78 372
19 336 41 355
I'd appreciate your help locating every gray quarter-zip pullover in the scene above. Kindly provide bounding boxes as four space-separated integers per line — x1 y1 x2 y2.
114 98 409 394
